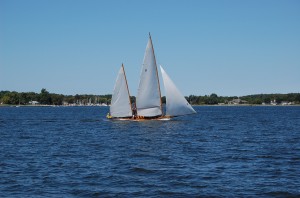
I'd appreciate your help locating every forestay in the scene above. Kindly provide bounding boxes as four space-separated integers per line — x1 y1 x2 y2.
110 65 133 118
160 65 196 116
136 36 162 117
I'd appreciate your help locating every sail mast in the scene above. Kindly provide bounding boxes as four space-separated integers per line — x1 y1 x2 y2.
149 33 163 115
122 63 133 115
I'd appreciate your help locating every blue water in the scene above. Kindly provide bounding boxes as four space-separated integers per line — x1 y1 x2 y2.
0 106 299 197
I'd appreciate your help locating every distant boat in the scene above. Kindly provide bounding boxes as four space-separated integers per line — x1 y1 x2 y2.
107 34 196 120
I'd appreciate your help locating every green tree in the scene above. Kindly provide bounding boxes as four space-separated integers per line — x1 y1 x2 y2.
1 94 11 104
39 88 52 105
204 93 219 105
161 96 166 104
52 94 64 105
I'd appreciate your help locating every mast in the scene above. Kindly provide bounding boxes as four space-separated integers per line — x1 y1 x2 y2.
122 63 133 115
149 33 163 115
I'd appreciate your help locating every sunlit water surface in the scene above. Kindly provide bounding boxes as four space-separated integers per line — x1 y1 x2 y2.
0 106 299 197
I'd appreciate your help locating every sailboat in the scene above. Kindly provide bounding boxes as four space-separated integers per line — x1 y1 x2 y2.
107 34 196 120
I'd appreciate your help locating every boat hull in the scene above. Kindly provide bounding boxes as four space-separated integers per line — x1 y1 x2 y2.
108 116 171 121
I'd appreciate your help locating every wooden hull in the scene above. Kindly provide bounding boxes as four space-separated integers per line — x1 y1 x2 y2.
108 116 171 121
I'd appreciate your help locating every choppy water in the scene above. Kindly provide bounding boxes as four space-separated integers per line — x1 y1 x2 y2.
0 106 300 197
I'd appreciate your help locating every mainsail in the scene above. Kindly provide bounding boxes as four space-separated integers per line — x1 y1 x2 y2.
110 64 133 118
136 34 162 117
160 65 196 116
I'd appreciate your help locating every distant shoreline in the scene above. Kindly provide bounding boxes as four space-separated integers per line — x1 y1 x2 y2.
1 90 299 106
0 104 108 107
1 104 299 108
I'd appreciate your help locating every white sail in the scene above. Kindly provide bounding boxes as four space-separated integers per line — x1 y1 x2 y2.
110 64 133 118
136 35 162 117
160 65 196 116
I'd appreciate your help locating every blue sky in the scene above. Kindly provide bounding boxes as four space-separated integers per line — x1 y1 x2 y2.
1 0 299 96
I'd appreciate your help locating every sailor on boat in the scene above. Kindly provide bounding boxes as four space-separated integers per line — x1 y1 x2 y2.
107 113 112 119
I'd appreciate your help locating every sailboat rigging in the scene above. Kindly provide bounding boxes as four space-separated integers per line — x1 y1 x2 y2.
107 34 196 120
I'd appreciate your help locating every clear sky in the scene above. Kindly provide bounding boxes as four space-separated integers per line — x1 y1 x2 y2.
1 0 299 96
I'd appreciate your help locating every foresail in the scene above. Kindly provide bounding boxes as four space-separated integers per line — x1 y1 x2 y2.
136 35 162 117
160 65 196 116
110 65 133 118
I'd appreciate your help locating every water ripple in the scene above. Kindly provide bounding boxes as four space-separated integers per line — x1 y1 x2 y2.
0 106 300 197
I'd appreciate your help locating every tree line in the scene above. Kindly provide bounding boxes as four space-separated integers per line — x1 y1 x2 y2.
0 89 300 105
0 89 112 105
187 93 300 105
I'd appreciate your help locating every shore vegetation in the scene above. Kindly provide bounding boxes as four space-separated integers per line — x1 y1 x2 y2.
1 89 299 106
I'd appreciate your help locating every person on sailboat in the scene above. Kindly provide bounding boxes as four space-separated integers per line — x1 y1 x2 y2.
106 112 112 119
132 103 137 119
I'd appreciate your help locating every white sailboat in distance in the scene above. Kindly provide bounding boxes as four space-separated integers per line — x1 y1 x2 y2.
107 34 196 120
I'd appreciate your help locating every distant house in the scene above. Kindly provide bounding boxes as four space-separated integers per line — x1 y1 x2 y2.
228 98 248 105
29 101 39 105
270 99 277 105
281 101 292 105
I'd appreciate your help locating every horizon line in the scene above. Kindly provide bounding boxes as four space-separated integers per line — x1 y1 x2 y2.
1 90 299 98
